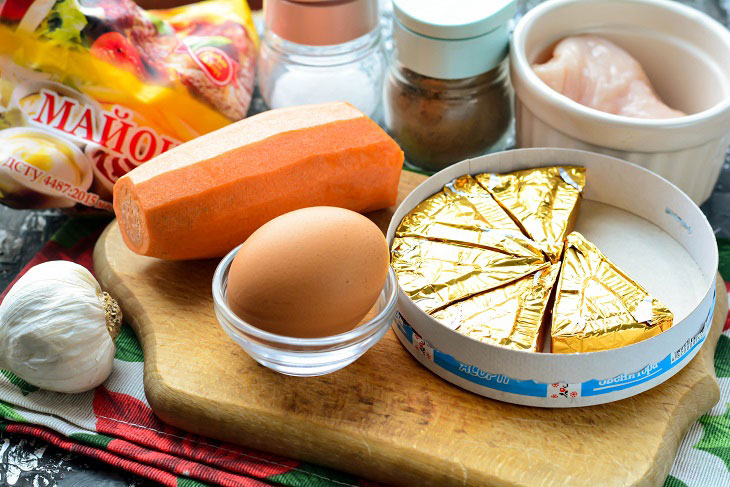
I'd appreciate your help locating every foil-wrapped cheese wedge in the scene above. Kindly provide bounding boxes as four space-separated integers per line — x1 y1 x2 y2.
475 166 585 262
391 236 549 315
396 175 542 254
551 232 673 354
432 263 560 352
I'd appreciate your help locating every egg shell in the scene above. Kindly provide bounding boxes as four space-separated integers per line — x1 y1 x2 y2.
226 206 390 338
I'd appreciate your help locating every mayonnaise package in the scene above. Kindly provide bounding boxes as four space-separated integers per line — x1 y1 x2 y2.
0 0 257 210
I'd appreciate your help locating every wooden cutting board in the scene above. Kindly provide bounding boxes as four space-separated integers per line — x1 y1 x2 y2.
94 170 726 487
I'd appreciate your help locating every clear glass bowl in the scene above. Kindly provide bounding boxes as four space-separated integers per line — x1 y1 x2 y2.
212 245 398 377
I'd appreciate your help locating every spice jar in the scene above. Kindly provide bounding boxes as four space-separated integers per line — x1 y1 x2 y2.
384 0 517 172
258 0 386 121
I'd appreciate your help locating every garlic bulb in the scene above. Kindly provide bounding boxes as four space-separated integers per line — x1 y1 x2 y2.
0 261 122 393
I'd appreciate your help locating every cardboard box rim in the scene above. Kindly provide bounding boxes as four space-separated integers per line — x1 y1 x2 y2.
386 148 718 407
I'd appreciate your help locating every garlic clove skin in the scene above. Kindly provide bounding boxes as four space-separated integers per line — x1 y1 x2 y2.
0 261 121 394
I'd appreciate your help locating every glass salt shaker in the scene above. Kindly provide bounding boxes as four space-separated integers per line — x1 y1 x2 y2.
384 0 517 173
258 0 386 121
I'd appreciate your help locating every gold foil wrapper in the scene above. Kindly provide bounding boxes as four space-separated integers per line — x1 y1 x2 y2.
475 166 585 262
395 175 541 254
551 232 674 354
391 236 549 315
432 264 560 352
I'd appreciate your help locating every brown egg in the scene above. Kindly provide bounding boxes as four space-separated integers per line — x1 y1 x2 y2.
226 206 390 338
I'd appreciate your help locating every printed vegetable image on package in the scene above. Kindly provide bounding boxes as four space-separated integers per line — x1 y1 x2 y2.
0 0 257 210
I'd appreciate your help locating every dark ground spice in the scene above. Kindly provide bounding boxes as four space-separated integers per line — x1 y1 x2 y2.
384 60 513 173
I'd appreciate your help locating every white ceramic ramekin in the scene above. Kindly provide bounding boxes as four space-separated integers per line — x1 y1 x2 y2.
510 0 730 204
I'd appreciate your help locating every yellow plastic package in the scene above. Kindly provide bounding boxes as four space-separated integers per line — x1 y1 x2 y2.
0 0 257 210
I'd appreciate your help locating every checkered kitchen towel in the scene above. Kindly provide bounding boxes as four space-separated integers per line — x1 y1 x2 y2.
0 217 378 487
1 217 730 487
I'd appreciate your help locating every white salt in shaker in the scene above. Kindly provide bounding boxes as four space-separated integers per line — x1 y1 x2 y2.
258 0 386 121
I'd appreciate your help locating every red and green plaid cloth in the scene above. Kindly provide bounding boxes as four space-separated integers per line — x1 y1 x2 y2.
1 217 730 487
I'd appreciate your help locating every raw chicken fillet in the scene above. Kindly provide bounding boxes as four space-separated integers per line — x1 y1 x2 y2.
532 35 685 119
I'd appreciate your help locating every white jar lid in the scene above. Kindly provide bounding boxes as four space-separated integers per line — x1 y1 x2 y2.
393 0 516 40
392 0 516 79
